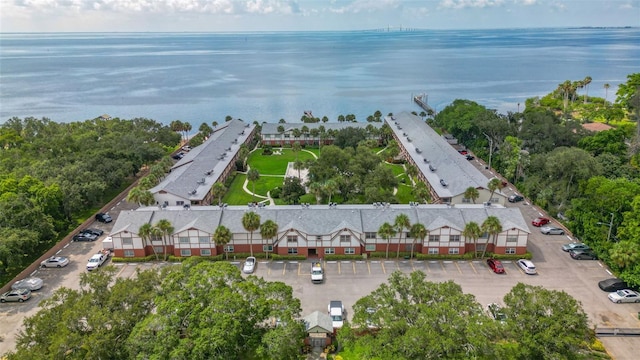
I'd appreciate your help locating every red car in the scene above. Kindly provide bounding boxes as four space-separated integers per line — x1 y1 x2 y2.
487 258 505 274
531 217 550 227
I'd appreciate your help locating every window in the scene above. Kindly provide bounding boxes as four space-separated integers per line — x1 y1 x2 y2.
450 235 460 242
365 244 376 251
448 248 460 255
288 248 298 254
340 235 350 242
180 249 192 257
480 232 488 238
476 244 486 251
263 245 273 252
429 235 440 242
325 248 335 255
122 237 133 245
287 235 297 243
153 246 163 254
176 201 184 206
345 248 355 255
200 249 211 256
462 198 471 203
224 245 234 253
428 248 439 255
506 236 518 242
316 235 322 241
365 232 377 239
179 237 189 243
150 234 162 242
490 197 499 203
505 248 516 254
199 236 210 243
124 250 135 257
405 232 411 238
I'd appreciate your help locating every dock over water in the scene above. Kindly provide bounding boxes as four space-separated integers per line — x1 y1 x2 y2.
413 94 435 114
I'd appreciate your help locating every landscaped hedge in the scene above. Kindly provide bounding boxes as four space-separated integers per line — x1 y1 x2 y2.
324 255 365 261
367 251 414 259
270 254 307 261
415 253 475 260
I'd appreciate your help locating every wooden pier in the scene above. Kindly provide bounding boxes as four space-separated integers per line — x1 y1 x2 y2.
413 94 435 115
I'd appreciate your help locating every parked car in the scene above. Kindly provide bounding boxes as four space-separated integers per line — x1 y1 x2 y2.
95 213 112 223
243 256 256 274
517 259 537 275
328 300 345 329
531 217 550 227
508 194 524 203
80 228 104 237
458 149 468 155
487 303 507 321
599 278 628 292
486 258 505 274
12 277 43 291
465 154 475 160
40 256 70 268
570 249 597 260
73 232 98 242
172 152 185 160
562 243 590 252
0 289 31 303
608 289 640 303
540 226 564 235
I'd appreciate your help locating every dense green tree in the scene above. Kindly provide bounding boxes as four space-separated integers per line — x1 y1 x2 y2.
333 127 369 149
615 72 640 111
339 271 497 359
281 176 306 205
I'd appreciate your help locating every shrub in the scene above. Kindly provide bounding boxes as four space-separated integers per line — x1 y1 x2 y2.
270 186 282 198
270 254 306 261
325 255 365 261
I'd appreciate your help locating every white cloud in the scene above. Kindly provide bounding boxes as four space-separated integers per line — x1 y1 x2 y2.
439 0 505 10
328 0 401 14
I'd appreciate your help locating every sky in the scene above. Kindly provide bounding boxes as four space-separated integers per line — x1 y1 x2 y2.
0 0 638 32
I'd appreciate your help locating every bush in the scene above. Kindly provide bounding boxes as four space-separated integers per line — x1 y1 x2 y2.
325 255 364 261
270 254 307 261
111 255 159 263
270 186 282 198
262 145 273 155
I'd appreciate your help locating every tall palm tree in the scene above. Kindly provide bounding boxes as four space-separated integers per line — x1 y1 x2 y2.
155 219 174 261
213 225 232 260
604 83 610 104
247 169 260 202
480 216 502 259
394 214 411 258
293 159 304 179
487 178 503 203
557 80 574 114
409 223 427 259
323 179 338 204
462 222 482 259
292 141 301 161
378 222 396 259
583 76 592 104
138 223 160 260
211 182 227 206
308 182 323 204
126 186 144 205
464 186 480 204
260 220 278 259
242 211 261 257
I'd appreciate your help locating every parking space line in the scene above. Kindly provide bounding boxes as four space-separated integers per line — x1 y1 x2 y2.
441 261 447 273
297 263 301 276
338 262 341 274
282 262 286 275
410 261 415 271
115 263 127 277
381 261 386 274
352 262 356 274
454 262 462 274
367 261 371 274
469 261 478 274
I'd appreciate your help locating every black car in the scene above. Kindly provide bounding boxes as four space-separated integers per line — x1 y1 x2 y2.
465 154 475 160
508 194 524 203
95 213 113 223
73 233 98 242
598 278 628 292
81 228 104 237
570 249 597 260
172 152 185 160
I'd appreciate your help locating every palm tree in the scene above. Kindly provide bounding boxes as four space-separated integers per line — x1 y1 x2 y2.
212 121 218 128
557 80 574 114
583 76 592 104
604 83 610 104
292 141 301 161
308 182 323 204
480 216 502 259
260 220 278 259
126 186 144 205
462 222 482 259
211 182 227 206
213 225 232 260
487 178 503 203
378 222 396 259
323 179 338 204
155 219 174 261
394 214 411 258
464 186 480 204
242 211 261 256
247 168 260 202
293 159 304 179
138 223 160 260
409 223 427 259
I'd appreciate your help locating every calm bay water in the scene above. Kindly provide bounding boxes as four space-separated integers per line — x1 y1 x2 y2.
1 28 639 125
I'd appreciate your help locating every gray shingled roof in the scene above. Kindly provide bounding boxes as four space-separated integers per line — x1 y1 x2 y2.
387 112 493 199
112 204 529 237
303 311 333 333
150 119 255 201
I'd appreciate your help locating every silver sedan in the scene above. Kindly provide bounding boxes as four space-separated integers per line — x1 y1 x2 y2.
540 226 564 235
12 277 43 291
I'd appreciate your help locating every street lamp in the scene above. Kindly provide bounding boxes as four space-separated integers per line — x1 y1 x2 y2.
596 213 615 242
482 132 493 171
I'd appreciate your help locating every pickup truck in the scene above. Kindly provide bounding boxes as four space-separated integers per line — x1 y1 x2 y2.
86 250 110 271
311 261 324 284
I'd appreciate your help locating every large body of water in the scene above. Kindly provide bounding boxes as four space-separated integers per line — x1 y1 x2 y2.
1 28 639 125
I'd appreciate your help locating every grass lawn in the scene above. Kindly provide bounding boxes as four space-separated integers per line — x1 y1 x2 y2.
222 174 255 204
249 148 316 175
396 183 415 203
385 162 406 177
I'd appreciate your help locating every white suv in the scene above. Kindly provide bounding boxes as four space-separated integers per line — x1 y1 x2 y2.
328 300 345 329
517 259 537 275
